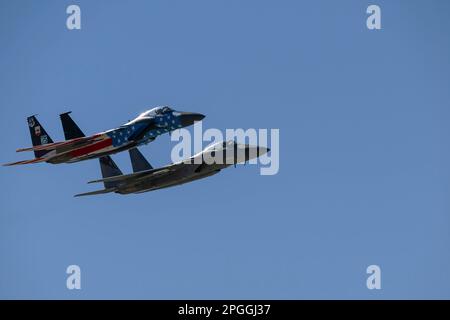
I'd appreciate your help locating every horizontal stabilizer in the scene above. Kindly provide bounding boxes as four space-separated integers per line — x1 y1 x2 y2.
16 134 103 153
3 157 45 166
74 188 117 197
16 142 67 152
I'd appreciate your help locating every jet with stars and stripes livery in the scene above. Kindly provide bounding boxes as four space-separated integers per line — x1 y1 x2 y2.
3 106 204 166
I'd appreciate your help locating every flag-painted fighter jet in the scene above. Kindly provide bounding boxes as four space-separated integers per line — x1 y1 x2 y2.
4 106 204 166
74 141 270 197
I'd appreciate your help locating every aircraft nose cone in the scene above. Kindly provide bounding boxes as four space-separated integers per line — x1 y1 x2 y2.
179 112 205 127
258 146 270 156
242 145 270 161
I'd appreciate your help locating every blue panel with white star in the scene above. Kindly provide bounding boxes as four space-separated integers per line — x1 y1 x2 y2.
106 112 183 147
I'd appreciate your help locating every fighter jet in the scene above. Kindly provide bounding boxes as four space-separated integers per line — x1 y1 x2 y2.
75 141 270 196
4 106 204 166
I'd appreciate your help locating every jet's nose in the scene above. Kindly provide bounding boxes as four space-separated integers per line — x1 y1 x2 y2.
242 145 270 162
251 146 270 157
178 112 205 127
257 146 270 156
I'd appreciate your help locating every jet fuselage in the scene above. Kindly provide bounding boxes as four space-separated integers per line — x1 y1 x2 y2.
112 141 269 194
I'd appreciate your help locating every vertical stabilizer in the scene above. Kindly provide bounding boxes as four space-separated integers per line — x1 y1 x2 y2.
99 156 123 189
129 148 153 172
27 115 54 158
59 111 85 140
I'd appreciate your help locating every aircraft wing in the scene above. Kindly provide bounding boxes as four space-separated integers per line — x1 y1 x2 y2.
16 134 105 154
87 165 179 185
74 187 117 197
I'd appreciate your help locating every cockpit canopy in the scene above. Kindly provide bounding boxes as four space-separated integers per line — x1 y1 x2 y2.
138 106 173 118
124 106 174 125
204 140 235 151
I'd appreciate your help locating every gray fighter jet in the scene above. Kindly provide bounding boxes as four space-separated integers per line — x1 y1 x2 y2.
75 141 270 196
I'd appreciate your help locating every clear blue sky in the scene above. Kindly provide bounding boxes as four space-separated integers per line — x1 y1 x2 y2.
1 0 450 299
